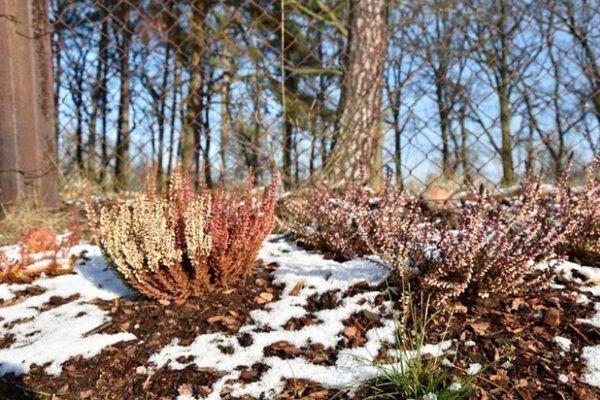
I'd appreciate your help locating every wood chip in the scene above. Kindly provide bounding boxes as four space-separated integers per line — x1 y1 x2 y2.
289 280 304 296
469 321 490 335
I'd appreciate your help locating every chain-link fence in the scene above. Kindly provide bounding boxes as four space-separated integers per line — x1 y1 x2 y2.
49 0 599 196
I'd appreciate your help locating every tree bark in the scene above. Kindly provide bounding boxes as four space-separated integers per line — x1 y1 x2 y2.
0 0 57 206
325 0 388 186
87 10 108 177
114 3 132 189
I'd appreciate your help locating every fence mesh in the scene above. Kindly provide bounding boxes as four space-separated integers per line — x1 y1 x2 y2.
49 0 600 196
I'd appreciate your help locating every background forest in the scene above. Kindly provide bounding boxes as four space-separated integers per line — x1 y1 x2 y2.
2 0 599 202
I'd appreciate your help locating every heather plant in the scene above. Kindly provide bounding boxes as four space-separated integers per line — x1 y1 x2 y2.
87 170 278 302
565 157 600 262
356 184 423 279
283 182 375 259
414 176 573 304
415 197 489 304
0 224 81 283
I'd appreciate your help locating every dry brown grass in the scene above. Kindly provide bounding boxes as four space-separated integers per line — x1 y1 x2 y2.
0 200 82 247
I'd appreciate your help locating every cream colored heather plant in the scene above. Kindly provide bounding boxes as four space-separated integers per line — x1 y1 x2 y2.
87 170 278 302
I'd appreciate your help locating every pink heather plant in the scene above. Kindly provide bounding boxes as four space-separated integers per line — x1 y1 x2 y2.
356 184 423 278
283 182 375 259
565 157 600 262
414 175 574 304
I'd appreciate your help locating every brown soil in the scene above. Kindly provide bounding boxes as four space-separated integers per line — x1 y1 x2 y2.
0 262 280 400
1 259 600 400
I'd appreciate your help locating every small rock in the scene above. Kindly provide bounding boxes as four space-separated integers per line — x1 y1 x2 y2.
543 307 561 327
135 366 147 375
178 383 193 396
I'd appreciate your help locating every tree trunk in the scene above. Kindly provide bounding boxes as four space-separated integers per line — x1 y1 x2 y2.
219 55 231 180
390 88 403 188
167 67 180 179
99 48 109 184
498 81 515 187
156 44 171 190
182 0 209 185
325 0 388 186
495 3 515 187
282 77 297 189
87 8 108 177
0 0 57 206
114 3 132 189
435 69 452 180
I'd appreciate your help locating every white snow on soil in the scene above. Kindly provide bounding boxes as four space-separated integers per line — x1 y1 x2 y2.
554 260 600 388
553 336 572 353
2 237 600 394
149 237 423 399
0 245 135 376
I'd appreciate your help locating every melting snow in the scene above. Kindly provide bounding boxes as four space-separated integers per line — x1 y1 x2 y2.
1 237 599 395
150 237 411 399
553 336 572 353
0 245 135 376
553 260 600 388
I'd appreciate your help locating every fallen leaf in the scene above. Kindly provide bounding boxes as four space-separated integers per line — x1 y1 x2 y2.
543 307 561 327
289 280 304 296
344 325 360 339
310 390 330 399
453 304 468 313
470 321 490 335
259 292 274 302
207 315 238 326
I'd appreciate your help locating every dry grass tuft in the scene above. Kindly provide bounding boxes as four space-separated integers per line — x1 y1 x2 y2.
0 200 78 247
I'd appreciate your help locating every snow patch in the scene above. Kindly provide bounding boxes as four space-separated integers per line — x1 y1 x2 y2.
0 245 135 376
553 336 572 353
582 346 600 388
150 238 448 400
466 363 482 375
555 259 600 389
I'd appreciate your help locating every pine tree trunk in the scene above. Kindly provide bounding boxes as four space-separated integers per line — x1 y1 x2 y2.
325 0 388 186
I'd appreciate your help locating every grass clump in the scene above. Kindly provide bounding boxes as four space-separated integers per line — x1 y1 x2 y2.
361 296 479 400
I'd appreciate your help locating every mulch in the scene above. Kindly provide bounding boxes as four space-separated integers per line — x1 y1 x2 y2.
0 261 281 400
1 257 600 400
